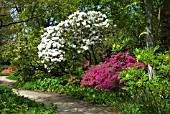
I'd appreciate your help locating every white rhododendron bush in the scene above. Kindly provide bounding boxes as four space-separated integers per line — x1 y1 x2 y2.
37 11 112 71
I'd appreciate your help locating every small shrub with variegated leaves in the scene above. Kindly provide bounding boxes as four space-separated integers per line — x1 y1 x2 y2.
80 52 145 92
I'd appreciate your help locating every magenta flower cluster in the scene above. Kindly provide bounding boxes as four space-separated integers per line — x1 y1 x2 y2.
80 52 145 91
84 60 90 68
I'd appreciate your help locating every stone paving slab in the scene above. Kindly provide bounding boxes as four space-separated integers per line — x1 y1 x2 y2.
0 76 121 114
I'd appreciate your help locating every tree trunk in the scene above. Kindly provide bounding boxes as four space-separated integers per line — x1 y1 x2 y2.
144 0 156 80
160 0 170 51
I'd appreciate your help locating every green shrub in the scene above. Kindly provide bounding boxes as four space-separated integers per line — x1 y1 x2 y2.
1 27 47 82
0 65 9 72
7 74 18 80
119 47 170 113
14 77 66 92
0 85 13 93
0 85 58 114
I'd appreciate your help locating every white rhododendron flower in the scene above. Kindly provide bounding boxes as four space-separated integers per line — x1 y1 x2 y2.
37 11 112 71
81 45 89 50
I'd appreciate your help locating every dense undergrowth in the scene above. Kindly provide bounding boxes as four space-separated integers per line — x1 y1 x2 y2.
14 76 170 114
0 85 58 114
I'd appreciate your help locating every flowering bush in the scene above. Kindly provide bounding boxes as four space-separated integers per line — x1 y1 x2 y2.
80 52 145 91
119 47 170 113
37 11 112 71
1 66 15 74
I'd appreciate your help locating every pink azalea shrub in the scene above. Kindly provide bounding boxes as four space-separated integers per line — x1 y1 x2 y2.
80 52 145 92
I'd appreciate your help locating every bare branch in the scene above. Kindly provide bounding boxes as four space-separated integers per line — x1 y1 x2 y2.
0 14 6 16
0 19 2 29
0 1 59 29
1 14 42 28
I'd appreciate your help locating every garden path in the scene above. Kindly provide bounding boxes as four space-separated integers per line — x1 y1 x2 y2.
0 76 121 114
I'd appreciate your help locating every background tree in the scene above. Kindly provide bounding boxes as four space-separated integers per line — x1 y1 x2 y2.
160 0 170 51
144 0 156 80
0 0 81 81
